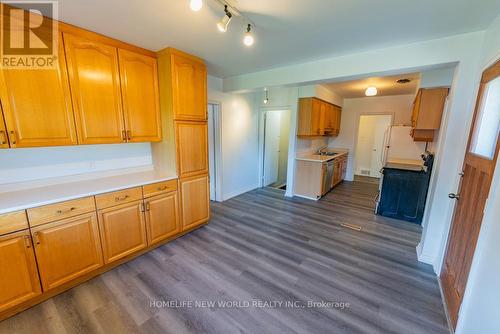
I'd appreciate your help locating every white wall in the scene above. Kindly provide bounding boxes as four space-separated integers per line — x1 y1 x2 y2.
328 94 414 180
0 143 153 186
277 110 291 184
455 14 500 334
208 76 259 200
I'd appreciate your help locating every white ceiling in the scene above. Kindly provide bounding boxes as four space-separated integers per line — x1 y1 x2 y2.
55 0 500 78
323 73 421 98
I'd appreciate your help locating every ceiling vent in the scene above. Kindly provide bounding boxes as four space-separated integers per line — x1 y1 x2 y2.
396 78 412 84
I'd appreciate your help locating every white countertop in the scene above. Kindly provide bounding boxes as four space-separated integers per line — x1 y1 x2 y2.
0 170 177 215
296 150 348 163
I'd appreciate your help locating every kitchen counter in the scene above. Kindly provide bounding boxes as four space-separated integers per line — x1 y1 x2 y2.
0 169 177 214
385 158 425 172
296 150 349 163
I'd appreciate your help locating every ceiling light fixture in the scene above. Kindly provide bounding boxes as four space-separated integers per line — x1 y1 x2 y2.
263 88 269 104
365 86 378 96
217 5 232 32
243 24 254 46
190 0 203 11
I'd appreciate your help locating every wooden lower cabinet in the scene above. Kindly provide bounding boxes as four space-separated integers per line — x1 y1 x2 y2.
98 200 147 263
0 230 41 312
145 192 180 245
179 175 210 231
31 213 103 291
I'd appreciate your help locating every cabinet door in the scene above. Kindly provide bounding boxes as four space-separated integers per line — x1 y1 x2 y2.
311 99 323 136
333 106 342 135
64 33 125 144
145 192 180 245
0 110 9 148
0 230 41 312
0 33 77 148
180 175 210 231
98 201 147 263
118 49 162 142
171 53 207 120
175 121 208 178
31 213 103 291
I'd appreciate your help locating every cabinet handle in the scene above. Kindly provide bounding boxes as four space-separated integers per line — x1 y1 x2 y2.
33 232 41 245
9 131 16 145
127 130 132 141
158 186 168 191
115 195 129 201
56 207 76 214
0 130 6 145
141 202 145 212
24 235 32 248
122 130 127 142
146 202 150 211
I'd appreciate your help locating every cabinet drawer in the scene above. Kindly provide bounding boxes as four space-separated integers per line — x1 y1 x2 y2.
0 211 29 235
27 197 96 227
95 187 143 210
143 180 177 198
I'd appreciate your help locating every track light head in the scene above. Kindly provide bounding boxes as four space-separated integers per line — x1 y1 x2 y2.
190 0 203 11
243 24 254 46
217 5 232 32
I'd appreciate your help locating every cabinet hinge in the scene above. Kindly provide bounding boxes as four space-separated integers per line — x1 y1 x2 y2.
141 202 145 212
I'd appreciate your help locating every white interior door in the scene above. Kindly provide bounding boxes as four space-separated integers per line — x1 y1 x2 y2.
263 111 281 186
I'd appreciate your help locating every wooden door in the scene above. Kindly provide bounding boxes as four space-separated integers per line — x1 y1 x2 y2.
180 175 210 231
64 33 125 144
171 53 207 121
98 201 147 263
0 33 77 148
118 49 162 142
0 230 41 312
175 121 209 178
441 60 500 329
145 192 180 245
0 110 9 148
31 213 103 291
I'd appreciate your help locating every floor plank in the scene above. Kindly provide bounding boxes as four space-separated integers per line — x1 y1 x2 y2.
0 181 449 334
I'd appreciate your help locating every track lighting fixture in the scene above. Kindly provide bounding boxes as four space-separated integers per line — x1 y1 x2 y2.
263 88 269 104
190 0 203 11
243 24 254 46
217 5 232 32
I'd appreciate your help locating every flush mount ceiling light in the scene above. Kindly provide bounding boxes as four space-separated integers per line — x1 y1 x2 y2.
243 24 254 46
365 86 378 96
217 5 233 32
190 0 203 11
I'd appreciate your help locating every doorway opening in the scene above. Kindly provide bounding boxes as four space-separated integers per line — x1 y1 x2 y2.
262 110 291 190
354 114 393 183
208 102 222 201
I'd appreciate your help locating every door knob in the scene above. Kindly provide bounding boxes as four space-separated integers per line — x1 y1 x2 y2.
448 193 460 200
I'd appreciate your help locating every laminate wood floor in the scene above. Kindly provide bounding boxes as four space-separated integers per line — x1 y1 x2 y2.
0 181 449 334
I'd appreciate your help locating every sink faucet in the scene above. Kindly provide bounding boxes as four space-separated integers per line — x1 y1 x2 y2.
316 145 328 155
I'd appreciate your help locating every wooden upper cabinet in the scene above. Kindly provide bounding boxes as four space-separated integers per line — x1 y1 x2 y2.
64 33 125 144
411 87 449 142
98 200 147 264
0 111 8 148
0 230 42 312
179 175 210 231
0 33 77 148
298 98 341 137
118 49 162 142
31 213 103 291
175 121 208 178
170 50 207 121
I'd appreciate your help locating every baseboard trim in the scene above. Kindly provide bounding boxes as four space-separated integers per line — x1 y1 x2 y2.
438 277 455 334
293 194 319 201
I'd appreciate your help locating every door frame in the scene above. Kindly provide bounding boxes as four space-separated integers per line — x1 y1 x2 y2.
258 107 291 188
207 101 223 202
352 112 395 179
